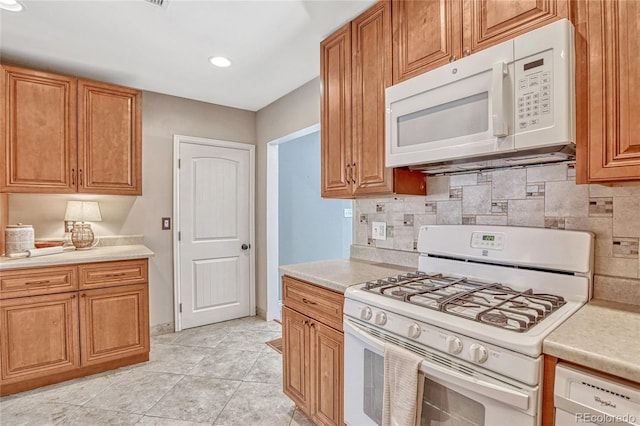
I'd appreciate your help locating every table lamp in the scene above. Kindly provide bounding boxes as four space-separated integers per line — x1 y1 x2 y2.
64 201 102 249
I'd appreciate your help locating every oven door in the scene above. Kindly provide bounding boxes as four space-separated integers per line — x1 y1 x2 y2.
344 318 539 426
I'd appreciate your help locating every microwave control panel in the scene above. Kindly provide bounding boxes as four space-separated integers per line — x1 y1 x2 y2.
514 49 553 132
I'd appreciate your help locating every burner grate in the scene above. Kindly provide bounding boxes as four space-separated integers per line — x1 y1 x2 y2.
362 272 566 332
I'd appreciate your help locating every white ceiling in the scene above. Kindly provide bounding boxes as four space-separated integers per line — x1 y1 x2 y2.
0 0 376 111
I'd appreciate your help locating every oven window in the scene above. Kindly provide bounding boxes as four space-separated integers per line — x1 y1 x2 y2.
422 377 485 426
363 349 384 425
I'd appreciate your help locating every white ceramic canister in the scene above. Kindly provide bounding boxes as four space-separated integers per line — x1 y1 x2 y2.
5 224 35 255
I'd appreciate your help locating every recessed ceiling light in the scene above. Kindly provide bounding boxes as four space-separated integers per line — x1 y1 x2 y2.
0 0 24 12
209 56 231 68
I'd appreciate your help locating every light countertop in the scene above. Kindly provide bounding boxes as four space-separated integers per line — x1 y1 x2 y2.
0 245 154 270
279 258 413 293
543 299 640 383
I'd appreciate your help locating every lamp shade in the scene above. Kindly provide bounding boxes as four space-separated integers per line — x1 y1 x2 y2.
64 201 102 222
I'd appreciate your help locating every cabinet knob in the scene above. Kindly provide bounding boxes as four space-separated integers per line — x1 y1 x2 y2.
81 293 86 298
463 49 470 57
449 55 456 62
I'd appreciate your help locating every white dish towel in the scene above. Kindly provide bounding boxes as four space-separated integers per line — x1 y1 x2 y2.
382 343 425 426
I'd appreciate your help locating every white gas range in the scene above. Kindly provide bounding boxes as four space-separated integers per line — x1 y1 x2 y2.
343 225 594 426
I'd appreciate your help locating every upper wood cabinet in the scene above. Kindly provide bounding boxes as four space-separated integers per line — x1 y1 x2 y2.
1 66 77 193
321 22 353 198
77 80 141 194
391 0 568 84
321 2 427 198
464 0 569 54
392 0 463 83
1 64 142 195
574 0 640 182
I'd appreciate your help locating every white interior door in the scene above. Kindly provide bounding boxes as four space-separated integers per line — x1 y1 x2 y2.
175 136 254 330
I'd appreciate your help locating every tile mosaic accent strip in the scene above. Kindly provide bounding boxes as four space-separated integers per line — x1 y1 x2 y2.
589 197 614 217
449 187 462 200
359 214 368 224
367 237 375 246
477 173 492 183
413 241 418 251
376 203 385 213
526 183 545 198
386 226 394 238
462 216 476 225
545 217 566 229
567 163 576 179
425 202 437 214
612 237 640 259
403 214 414 226
491 201 508 215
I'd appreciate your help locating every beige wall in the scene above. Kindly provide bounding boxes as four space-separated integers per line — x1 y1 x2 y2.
254 77 321 316
8 90 256 327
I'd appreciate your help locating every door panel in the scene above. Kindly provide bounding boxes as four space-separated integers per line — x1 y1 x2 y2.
179 141 252 329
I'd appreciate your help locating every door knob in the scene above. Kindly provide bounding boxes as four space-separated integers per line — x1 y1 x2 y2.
241 243 250 250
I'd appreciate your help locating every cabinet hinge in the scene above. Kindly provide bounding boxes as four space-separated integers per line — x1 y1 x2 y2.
178 231 181 241
178 159 181 168
179 303 182 313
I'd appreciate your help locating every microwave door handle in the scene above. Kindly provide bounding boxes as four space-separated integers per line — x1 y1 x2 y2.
492 62 509 137
418 359 530 410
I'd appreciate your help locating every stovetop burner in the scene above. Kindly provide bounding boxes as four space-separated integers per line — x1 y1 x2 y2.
362 272 566 332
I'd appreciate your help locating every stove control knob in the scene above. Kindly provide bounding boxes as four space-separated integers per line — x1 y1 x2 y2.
375 312 387 326
361 307 372 321
408 324 421 339
469 343 489 363
446 336 463 354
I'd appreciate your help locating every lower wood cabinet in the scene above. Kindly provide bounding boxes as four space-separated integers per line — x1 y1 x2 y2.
79 283 149 366
282 276 344 426
0 292 80 384
0 258 149 396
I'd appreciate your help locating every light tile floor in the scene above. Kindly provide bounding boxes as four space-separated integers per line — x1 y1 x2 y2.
0 316 315 426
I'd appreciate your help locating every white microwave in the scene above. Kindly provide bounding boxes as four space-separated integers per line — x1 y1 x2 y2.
385 19 575 174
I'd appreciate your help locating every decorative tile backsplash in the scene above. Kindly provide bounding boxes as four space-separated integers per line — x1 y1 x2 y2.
353 163 640 281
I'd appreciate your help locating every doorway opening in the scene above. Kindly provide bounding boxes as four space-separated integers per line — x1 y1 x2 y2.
266 125 352 321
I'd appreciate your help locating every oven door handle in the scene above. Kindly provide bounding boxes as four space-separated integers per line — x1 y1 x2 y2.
344 319 531 411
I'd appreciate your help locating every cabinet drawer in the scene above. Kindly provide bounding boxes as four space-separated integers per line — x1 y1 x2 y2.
282 276 343 331
0 266 78 299
78 259 148 289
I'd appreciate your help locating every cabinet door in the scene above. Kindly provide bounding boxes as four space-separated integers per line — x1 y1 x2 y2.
321 22 353 198
79 283 149 366
282 306 311 415
352 2 394 196
576 0 640 181
392 0 463 83
463 0 569 54
310 321 343 426
77 79 141 195
1 65 77 193
0 292 80 384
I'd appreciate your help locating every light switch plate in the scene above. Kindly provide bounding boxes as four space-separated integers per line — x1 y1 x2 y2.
372 221 386 240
